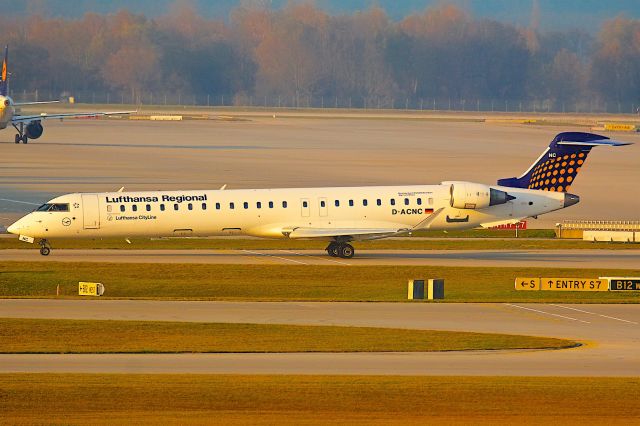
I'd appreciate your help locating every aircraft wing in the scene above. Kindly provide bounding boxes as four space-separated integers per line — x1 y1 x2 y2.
12 110 135 123
284 208 446 241
286 227 409 241
13 101 60 106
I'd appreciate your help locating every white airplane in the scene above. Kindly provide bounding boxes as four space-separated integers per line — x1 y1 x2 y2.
0 46 133 143
6 132 631 257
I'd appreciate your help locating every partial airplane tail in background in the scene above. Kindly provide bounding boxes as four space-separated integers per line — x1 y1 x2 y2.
497 132 632 193
1 45 8 96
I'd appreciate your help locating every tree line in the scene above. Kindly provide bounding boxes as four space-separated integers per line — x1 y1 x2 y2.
1 2 639 106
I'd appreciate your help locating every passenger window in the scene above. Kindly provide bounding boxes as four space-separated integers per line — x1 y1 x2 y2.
257 202 261 209
404 198 410 205
160 204 165 211
188 203 193 210
120 205 125 212
417 198 422 205
174 204 179 211
230 202 235 209
132 205 138 212
320 200 326 207
376 199 381 206
349 200 354 207
146 204 151 212
243 202 249 209
363 199 368 206
269 201 273 208
282 201 287 208
303 201 308 208
390 199 396 206
216 202 220 210
335 200 340 207
202 203 207 210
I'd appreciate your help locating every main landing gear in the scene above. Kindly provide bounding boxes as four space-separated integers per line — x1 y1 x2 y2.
39 239 51 256
13 122 28 144
326 242 354 259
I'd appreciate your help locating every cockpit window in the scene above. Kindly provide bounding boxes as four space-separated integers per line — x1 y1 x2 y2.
36 203 69 212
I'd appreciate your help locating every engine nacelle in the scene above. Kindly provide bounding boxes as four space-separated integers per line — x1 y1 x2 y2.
26 121 44 139
448 182 514 209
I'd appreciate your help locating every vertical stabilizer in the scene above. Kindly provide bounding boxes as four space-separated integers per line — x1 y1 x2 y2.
497 132 631 193
0 46 8 96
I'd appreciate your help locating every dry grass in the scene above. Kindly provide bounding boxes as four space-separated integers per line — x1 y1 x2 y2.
0 318 574 353
1 374 638 424
1 261 639 303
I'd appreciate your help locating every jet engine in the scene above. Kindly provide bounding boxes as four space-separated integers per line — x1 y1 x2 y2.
26 121 44 139
448 182 514 209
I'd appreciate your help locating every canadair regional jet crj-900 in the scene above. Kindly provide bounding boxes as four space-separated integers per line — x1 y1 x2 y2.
7 132 631 257
0 46 132 143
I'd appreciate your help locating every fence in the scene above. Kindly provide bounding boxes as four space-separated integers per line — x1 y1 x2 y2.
558 220 640 232
8 89 640 115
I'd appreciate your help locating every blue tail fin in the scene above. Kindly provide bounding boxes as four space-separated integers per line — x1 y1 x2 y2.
0 45 7 96
497 132 631 193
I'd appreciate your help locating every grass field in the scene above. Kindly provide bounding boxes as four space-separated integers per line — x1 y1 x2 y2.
0 318 573 353
1 374 638 424
1 262 639 302
2 234 638 251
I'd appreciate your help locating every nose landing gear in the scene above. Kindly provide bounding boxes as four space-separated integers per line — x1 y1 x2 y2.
326 242 355 259
39 239 51 256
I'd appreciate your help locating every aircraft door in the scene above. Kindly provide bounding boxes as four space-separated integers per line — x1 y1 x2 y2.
82 194 100 229
300 198 310 217
318 197 328 217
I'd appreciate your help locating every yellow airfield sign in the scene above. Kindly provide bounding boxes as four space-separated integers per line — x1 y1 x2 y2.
515 277 540 290
79 282 105 296
541 278 607 291
516 277 607 291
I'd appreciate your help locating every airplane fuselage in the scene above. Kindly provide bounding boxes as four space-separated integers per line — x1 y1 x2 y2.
8 184 568 241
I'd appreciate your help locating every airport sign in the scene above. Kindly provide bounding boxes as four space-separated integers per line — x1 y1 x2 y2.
540 278 607 292
516 277 608 291
604 277 640 291
79 282 105 296
515 277 540 290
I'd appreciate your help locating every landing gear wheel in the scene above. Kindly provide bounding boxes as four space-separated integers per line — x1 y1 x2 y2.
15 134 20 144
22 135 28 144
38 239 51 256
339 243 354 259
326 242 340 257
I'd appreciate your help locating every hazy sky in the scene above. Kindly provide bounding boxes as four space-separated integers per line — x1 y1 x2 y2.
2 0 639 30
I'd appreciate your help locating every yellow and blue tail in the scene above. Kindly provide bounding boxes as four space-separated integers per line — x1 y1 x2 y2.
497 132 631 193
0 45 7 96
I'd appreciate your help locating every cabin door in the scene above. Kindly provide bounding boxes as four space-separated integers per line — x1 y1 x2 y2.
318 197 328 217
300 198 310 217
82 194 100 229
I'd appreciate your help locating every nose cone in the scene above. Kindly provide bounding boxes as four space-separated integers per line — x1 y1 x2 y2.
7 221 19 235
563 193 580 208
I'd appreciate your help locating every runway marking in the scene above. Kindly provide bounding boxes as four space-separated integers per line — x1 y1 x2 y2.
0 198 39 205
550 304 638 325
241 249 308 265
504 303 591 324
278 250 351 266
